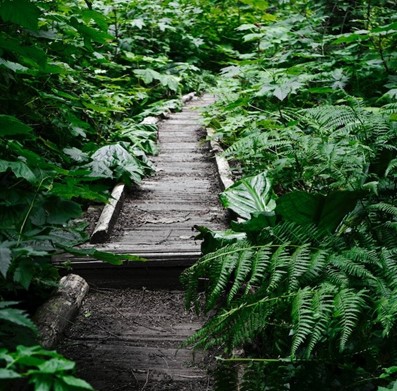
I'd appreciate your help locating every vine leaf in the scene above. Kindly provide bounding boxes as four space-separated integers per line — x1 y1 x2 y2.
220 172 276 219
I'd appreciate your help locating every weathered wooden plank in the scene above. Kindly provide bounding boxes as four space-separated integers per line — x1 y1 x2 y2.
90 183 125 244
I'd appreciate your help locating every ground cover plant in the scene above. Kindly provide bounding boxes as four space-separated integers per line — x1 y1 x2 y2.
181 0 397 390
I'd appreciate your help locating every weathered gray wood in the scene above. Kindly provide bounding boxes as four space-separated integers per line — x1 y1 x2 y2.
58 289 209 389
207 127 234 190
181 92 196 103
90 183 125 244
34 274 89 349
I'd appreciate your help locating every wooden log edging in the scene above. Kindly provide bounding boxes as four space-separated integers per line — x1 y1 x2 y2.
33 274 89 349
207 127 234 190
90 183 125 244
89 92 196 244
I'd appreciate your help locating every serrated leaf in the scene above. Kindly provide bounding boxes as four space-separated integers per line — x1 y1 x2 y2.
63 147 90 163
86 144 144 185
134 68 161 84
13 260 35 290
38 358 75 374
0 247 12 277
0 307 37 331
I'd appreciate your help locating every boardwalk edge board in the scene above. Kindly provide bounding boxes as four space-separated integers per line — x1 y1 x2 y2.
33 274 89 349
90 183 125 244
207 127 234 190
89 92 196 244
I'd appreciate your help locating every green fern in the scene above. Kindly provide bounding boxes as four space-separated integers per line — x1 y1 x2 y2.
333 288 367 351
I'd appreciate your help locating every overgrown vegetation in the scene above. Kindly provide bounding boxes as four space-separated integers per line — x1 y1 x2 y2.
2 0 397 389
181 0 397 390
0 0 225 388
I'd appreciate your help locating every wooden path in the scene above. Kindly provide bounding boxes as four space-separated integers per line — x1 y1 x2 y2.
108 94 226 258
58 95 228 390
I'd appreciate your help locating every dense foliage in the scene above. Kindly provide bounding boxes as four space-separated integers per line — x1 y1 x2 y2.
0 0 223 388
2 0 397 389
181 0 397 390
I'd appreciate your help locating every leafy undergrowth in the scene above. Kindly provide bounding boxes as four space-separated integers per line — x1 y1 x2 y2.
181 1 397 390
0 0 247 388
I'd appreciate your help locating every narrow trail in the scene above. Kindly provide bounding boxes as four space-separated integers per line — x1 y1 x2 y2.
109 94 226 257
58 95 228 390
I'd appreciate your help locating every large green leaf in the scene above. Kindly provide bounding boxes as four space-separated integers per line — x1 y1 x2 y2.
69 17 113 44
0 160 37 183
0 368 22 379
44 198 82 225
0 115 33 137
194 225 246 254
220 172 276 219
0 0 40 30
61 375 94 390
86 144 144 185
276 191 360 232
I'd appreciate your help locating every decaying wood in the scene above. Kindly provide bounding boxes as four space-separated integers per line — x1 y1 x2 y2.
34 274 89 349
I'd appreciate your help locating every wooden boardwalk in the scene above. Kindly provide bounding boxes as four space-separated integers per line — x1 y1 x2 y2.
108 94 226 258
58 95 228 390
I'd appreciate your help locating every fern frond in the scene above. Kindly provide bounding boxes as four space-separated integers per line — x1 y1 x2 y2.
369 202 397 218
300 249 329 284
245 246 273 294
224 132 291 159
291 287 315 356
334 288 367 351
231 299 275 348
306 283 336 357
329 253 375 282
207 242 251 311
288 244 312 291
267 243 290 292
299 105 358 134
379 248 397 289
227 246 256 304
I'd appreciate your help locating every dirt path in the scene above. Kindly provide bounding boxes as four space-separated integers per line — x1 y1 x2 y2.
57 95 227 390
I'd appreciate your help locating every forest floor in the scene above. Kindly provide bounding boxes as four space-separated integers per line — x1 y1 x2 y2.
57 95 227 390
